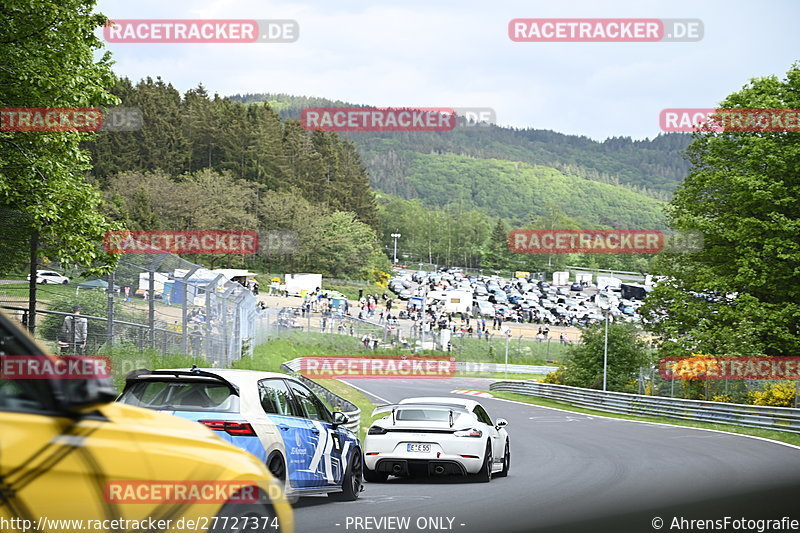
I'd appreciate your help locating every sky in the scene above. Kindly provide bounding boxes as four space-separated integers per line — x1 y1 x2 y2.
95 0 800 140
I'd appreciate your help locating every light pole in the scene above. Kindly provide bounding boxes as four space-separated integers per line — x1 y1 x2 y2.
391 233 401 264
501 325 511 380
601 304 610 391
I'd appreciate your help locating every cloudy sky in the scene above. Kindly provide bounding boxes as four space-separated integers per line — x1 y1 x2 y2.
96 0 799 140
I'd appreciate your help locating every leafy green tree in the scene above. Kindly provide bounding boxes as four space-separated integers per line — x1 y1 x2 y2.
482 218 511 269
642 63 800 358
0 0 119 270
558 321 652 392
303 211 387 278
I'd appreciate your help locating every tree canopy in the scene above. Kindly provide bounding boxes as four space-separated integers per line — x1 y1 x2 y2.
642 63 800 359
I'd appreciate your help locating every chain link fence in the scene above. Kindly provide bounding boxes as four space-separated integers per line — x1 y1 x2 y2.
1 251 259 370
635 365 799 406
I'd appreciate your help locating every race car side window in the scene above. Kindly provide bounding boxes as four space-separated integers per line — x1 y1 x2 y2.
287 380 332 423
473 405 493 425
258 379 293 416
0 374 55 413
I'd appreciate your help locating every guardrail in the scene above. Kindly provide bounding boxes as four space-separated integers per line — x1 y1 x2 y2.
280 361 361 434
490 380 800 434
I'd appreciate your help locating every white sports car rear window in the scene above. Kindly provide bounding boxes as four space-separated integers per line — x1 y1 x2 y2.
396 409 452 422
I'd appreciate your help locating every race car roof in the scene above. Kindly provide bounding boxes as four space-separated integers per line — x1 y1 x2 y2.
128 367 295 390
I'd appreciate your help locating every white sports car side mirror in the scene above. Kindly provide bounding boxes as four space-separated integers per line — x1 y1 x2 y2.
495 418 508 428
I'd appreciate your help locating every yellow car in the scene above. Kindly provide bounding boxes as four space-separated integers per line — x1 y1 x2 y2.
0 310 293 533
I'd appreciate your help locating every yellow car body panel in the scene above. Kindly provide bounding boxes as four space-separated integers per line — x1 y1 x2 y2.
0 311 293 533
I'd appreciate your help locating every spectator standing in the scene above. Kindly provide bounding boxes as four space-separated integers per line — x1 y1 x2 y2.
59 305 88 355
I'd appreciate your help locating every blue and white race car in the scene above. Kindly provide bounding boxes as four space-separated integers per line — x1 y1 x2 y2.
118 367 363 501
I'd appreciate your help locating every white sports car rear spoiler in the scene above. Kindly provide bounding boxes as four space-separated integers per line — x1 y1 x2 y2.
372 403 471 427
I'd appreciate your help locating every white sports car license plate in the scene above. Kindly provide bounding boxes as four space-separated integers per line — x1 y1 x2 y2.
407 443 430 453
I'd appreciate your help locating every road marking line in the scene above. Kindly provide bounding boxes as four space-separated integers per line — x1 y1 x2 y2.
340 380 391 404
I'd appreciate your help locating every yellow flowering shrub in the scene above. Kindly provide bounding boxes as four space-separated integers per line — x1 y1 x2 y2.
749 382 797 407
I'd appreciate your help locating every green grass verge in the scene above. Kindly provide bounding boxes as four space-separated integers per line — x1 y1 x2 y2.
490 391 800 447
315 379 381 441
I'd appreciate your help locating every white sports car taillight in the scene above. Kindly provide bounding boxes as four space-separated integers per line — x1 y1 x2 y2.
454 428 483 438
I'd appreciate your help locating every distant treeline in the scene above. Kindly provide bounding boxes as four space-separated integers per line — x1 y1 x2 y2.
229 93 692 202
87 78 388 279
82 80 666 278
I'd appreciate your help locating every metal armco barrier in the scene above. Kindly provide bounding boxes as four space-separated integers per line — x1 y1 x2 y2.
280 361 360 434
490 380 800 434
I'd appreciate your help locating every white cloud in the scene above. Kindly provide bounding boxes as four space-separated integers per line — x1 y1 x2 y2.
98 0 800 139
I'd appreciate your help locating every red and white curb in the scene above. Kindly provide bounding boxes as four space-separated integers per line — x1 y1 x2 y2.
450 389 493 398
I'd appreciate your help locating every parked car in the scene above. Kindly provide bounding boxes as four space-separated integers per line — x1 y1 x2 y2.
474 300 495 317
26 269 69 284
118 368 363 502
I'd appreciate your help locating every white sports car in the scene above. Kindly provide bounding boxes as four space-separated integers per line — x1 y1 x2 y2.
363 397 509 482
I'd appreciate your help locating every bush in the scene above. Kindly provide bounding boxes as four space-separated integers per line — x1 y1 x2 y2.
749 382 797 407
544 367 566 384
711 393 733 403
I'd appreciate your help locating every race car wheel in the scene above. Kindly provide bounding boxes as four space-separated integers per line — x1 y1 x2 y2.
363 466 388 483
329 449 363 501
496 441 510 478
268 454 286 482
473 441 493 483
267 453 298 504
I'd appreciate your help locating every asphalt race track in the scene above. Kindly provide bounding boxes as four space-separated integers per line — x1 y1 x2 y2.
291 377 800 533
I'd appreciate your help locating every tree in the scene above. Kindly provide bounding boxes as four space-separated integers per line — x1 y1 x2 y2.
0 0 120 270
642 63 800 358
482 218 511 269
558 321 652 392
